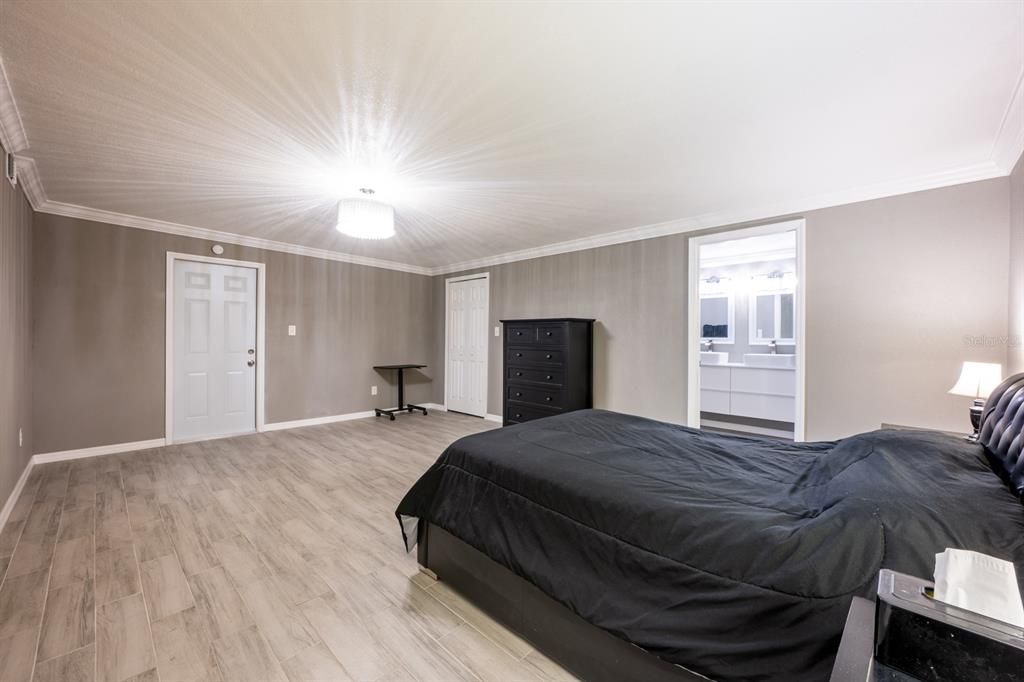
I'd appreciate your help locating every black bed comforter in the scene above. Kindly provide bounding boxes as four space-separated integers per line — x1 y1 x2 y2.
395 409 1024 681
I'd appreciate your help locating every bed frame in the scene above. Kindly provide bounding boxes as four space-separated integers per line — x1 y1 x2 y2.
417 521 708 682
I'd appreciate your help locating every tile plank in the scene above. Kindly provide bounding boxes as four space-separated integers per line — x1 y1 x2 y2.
187 566 253 641
96 593 156 682
212 625 287 682
140 554 194 621
34 642 96 682
37 579 95 661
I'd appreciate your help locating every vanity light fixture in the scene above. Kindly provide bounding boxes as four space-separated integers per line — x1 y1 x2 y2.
336 188 396 240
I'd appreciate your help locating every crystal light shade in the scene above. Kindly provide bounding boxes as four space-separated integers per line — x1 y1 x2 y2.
336 197 395 240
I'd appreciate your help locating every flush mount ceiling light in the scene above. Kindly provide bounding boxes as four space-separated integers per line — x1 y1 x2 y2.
336 188 395 240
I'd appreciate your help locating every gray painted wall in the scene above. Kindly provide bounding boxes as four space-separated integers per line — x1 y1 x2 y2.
434 177 1010 440
24 170 1016 454
32 214 435 454
1009 153 1024 374
0 155 33 508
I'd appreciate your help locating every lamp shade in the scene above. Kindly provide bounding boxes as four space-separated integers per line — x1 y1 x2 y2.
336 197 395 240
948 362 1003 399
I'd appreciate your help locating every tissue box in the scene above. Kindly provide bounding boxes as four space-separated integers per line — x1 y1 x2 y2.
875 569 1024 681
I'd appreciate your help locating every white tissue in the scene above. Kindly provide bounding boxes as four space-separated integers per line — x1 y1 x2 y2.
933 548 1024 627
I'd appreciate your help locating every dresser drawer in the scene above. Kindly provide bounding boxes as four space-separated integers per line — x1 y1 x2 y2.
506 325 534 343
507 366 564 386
507 385 563 408
507 348 564 366
534 324 565 345
506 403 561 425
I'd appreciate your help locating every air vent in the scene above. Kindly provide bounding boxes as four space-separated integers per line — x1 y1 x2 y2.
4 152 15 187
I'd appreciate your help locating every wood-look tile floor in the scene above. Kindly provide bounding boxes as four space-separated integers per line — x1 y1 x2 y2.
0 412 576 682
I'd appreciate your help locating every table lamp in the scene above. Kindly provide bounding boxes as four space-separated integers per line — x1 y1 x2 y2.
948 361 1002 441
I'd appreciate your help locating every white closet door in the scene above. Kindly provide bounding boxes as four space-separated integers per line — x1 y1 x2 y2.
446 276 488 417
173 260 257 441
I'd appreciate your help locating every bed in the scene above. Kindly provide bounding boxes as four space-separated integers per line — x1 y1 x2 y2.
396 386 1024 681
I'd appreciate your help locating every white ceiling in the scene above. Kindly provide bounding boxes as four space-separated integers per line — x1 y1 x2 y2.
1 1 1022 273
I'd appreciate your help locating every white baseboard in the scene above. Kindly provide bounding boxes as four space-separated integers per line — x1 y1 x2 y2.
263 411 376 431
0 459 34 535
484 414 503 423
422 403 446 412
33 438 167 465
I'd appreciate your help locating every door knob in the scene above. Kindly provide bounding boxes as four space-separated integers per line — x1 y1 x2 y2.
247 360 255 367
248 349 255 355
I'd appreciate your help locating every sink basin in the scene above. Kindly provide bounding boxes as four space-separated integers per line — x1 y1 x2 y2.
743 353 796 368
700 351 729 365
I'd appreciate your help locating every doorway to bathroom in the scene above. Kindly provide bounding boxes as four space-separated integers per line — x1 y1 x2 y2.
686 220 806 440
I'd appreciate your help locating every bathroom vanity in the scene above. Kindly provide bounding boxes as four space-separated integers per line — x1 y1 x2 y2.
699 353 795 422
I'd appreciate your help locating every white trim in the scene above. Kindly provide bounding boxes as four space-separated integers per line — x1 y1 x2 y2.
484 414 503 423
264 411 376 431
13 155 45 210
32 438 166 465
166 252 267 444
444 272 490 418
0 57 28 153
993 65 1024 173
0 459 33 535
5 158 1008 280
36 199 433 276
687 219 807 441
422 403 447 412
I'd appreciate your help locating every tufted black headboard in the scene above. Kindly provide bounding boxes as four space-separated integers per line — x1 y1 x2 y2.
978 372 1024 497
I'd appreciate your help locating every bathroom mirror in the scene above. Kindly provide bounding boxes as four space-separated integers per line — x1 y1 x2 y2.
749 290 795 344
700 294 734 343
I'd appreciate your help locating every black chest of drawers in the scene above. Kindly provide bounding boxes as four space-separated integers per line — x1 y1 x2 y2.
502 318 594 426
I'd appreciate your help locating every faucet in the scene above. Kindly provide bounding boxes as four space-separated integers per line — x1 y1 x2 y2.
703 339 714 352
768 339 777 355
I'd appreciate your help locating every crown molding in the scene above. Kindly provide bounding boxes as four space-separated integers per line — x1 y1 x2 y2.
0 57 28 153
993 66 1024 173
13 155 46 209
15 156 1008 280
432 160 1004 275
34 199 434 276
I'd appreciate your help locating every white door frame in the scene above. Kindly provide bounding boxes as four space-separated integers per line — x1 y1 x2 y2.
686 219 807 441
444 272 490 417
165 252 267 443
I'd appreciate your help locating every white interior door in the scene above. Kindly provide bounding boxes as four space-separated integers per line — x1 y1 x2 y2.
446 276 489 417
173 260 258 441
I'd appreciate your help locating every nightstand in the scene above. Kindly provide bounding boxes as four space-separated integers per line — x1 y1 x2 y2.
829 597 919 682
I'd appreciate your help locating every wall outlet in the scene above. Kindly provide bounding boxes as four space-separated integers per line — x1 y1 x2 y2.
494 326 500 337
18 427 23 447
371 385 378 396
288 325 296 336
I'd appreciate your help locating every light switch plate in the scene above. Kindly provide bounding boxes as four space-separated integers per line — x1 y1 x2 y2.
288 325 296 336
371 386 378 396
494 326 500 337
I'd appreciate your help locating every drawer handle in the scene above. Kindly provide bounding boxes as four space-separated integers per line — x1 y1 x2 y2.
545 375 552 380
515 352 522 358
545 397 552 402
515 331 522 336
545 331 552 337
515 413 522 419
545 354 552 359
516 372 522 377
515 392 522 397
